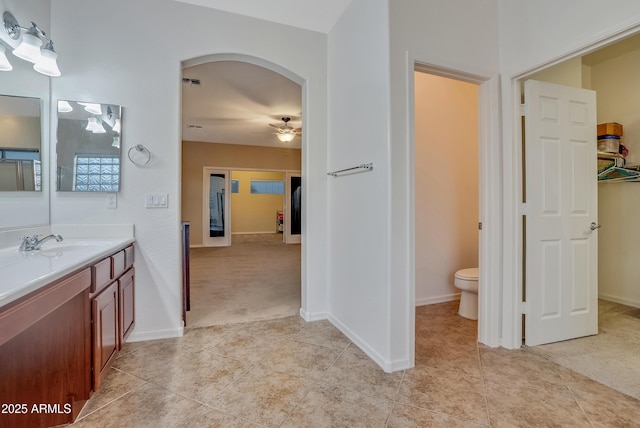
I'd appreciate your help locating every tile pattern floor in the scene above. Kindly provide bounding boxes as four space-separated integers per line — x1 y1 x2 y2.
69 301 640 427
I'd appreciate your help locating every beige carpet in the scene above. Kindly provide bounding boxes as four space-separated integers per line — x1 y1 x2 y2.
528 299 640 399
186 234 301 328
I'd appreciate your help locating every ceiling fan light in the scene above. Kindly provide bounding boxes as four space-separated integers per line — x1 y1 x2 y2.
277 132 296 143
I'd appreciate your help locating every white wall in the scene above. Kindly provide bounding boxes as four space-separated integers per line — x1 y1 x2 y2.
0 0 51 229
498 0 640 347
49 0 328 341
414 72 479 305
327 0 392 368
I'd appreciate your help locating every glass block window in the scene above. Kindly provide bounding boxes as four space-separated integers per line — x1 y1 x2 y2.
231 179 239 193
74 154 120 192
250 180 284 194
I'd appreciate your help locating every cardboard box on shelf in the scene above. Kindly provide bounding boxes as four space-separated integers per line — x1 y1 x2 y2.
597 122 623 137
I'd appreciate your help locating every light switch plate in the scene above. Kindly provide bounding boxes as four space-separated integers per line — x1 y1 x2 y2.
145 192 168 208
106 194 117 209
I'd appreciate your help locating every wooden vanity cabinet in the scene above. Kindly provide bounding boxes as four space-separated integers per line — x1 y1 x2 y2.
90 245 135 391
0 269 92 428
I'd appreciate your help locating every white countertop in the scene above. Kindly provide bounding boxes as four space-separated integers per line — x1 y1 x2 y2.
0 237 135 308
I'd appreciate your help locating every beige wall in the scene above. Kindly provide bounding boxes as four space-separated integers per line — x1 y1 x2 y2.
231 170 284 234
528 56 583 88
590 47 640 308
0 115 40 150
414 72 479 304
182 141 301 246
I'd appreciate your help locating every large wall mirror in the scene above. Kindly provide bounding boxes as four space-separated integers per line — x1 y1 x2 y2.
0 95 42 191
56 100 122 192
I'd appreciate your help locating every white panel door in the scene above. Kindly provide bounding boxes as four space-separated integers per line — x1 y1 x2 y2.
524 80 598 346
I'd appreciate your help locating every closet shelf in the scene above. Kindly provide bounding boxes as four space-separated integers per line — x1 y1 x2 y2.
597 151 640 182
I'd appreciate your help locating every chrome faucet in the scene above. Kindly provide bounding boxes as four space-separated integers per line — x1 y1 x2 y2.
19 234 64 251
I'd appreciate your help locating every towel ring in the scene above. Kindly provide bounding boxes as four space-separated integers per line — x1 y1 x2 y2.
127 144 151 166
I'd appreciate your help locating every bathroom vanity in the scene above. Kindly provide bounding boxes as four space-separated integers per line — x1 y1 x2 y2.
0 238 135 428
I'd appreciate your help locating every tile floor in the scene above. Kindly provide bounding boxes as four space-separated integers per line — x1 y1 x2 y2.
68 301 640 427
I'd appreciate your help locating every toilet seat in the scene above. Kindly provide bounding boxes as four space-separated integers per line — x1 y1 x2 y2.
455 267 478 281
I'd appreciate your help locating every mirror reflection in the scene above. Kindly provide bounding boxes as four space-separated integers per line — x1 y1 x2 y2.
56 100 122 192
0 95 42 191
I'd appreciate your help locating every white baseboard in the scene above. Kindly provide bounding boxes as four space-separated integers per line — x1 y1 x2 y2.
416 293 460 306
327 314 407 373
300 308 327 322
599 293 640 309
125 326 184 343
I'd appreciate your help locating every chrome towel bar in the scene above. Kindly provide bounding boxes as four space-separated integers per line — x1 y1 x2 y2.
327 162 373 177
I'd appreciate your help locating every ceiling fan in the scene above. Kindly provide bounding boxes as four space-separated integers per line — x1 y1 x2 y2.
269 117 301 142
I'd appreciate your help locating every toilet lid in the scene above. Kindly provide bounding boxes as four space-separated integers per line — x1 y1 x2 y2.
455 268 478 280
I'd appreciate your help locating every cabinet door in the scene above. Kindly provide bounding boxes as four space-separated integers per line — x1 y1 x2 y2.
92 281 119 390
118 268 135 348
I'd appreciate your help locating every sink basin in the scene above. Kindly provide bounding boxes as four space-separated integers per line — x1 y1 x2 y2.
37 240 112 255
0 237 134 307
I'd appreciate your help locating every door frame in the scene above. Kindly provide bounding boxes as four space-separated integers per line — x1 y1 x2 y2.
411 61 501 351
508 25 640 347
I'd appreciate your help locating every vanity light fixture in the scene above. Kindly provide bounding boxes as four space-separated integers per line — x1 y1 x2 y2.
79 102 102 115
86 117 106 134
2 11 61 77
0 45 12 70
57 100 73 112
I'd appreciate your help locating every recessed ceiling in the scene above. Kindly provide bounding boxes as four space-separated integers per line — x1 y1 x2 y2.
173 0 353 33
182 61 302 149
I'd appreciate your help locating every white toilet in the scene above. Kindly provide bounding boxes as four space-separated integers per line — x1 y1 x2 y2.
454 267 479 320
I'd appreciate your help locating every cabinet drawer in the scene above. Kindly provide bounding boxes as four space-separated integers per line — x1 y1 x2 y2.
112 250 126 279
91 258 112 294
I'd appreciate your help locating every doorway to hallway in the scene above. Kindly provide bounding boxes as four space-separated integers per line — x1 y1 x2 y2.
187 233 301 327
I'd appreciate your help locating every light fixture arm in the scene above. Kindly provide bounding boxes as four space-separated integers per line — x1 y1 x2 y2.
4 13 52 44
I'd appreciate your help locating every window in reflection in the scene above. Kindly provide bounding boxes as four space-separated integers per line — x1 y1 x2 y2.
0 148 41 191
73 154 120 192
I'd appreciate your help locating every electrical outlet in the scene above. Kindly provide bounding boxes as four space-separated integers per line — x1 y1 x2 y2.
106 194 117 209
